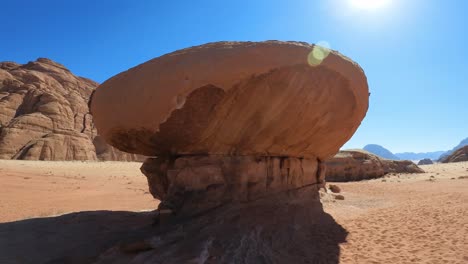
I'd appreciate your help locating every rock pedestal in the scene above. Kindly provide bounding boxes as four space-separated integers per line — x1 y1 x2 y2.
141 155 326 217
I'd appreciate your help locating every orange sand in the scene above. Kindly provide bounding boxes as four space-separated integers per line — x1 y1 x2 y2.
0 160 157 223
323 161 468 264
0 160 466 263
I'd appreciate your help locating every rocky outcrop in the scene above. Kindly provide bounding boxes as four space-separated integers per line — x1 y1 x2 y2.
90 41 369 262
418 158 434 165
90 41 369 159
439 138 468 161
326 150 424 182
0 58 142 161
441 146 468 163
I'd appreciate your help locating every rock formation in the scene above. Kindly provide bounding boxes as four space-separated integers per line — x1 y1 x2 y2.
439 137 468 161
441 145 468 163
418 158 434 165
90 41 369 262
0 58 141 161
326 150 424 182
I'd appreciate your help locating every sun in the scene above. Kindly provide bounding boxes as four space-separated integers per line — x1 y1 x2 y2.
349 0 391 10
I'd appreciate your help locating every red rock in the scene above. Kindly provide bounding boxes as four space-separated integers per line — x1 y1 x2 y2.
89 41 369 262
90 41 369 160
325 150 424 182
441 146 468 163
0 58 142 161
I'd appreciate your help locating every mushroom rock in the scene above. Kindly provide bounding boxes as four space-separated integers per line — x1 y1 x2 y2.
90 41 368 262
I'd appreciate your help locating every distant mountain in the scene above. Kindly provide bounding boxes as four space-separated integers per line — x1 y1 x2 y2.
395 151 445 161
363 144 400 160
439 137 468 161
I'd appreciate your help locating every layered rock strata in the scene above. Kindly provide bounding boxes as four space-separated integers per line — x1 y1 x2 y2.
326 150 424 182
141 155 326 216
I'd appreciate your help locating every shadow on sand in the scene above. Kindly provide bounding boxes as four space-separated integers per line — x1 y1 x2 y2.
0 211 155 264
0 198 348 264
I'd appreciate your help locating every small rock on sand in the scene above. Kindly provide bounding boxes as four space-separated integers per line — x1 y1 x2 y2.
329 184 341 193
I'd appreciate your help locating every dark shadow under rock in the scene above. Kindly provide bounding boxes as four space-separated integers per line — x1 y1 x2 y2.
0 188 347 264
0 211 156 264
95 186 348 264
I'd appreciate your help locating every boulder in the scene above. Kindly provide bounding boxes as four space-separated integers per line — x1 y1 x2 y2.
0 58 142 161
329 184 341 193
441 146 468 163
90 41 369 159
326 150 424 182
90 41 369 262
418 158 434 165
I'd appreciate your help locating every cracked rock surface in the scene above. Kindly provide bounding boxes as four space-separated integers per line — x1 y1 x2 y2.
0 58 142 161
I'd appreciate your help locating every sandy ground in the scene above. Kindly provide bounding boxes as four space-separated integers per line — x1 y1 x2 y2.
0 160 467 263
323 161 468 264
0 160 157 223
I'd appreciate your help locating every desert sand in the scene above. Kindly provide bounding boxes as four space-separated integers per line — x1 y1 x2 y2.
0 160 156 223
0 160 467 263
323 161 468 264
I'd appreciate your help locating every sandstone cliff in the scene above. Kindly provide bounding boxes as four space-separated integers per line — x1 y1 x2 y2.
0 58 141 161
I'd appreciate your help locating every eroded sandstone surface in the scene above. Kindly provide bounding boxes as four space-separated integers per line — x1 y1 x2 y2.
90 41 369 263
0 58 141 161
326 150 424 182
90 41 368 159
141 155 326 216
441 145 468 163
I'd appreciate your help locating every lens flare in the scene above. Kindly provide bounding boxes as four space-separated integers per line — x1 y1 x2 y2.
308 41 331 66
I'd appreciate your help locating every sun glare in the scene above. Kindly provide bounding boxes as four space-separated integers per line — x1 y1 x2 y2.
349 0 391 10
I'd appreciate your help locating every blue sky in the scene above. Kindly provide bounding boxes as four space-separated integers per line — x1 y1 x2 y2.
1 0 467 153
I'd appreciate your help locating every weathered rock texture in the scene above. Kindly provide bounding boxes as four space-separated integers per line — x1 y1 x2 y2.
141 155 326 216
441 145 468 163
90 41 369 159
0 58 142 161
418 158 434 165
326 150 425 182
90 41 369 263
